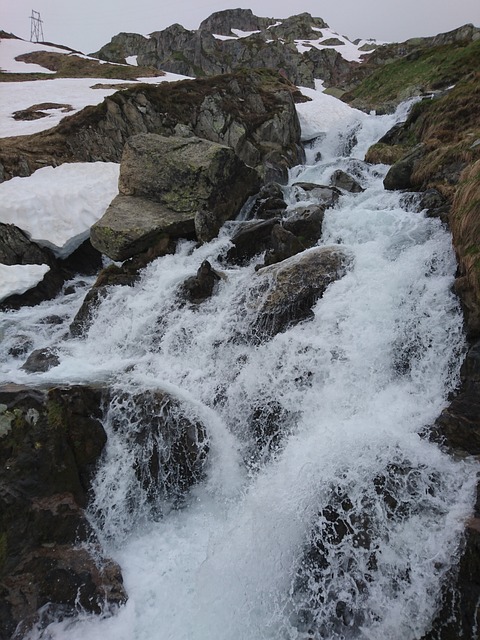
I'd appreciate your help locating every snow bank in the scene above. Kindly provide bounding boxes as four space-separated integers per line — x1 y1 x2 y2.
0 162 120 258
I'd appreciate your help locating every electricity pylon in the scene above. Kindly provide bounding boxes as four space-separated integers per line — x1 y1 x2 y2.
30 10 44 43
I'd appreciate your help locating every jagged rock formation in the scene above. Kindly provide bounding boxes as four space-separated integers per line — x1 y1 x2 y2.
0 69 304 183
92 9 364 89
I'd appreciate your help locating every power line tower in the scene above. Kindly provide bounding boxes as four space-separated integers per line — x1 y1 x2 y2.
30 10 44 43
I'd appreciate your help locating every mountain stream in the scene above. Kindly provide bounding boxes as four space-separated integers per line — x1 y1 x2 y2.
0 98 477 640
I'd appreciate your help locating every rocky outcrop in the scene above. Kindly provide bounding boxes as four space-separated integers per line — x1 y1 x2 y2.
91 133 261 259
0 385 126 638
247 246 351 338
0 69 304 184
88 32 152 63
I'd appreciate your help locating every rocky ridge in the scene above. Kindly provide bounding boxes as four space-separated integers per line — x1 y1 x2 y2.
92 9 369 89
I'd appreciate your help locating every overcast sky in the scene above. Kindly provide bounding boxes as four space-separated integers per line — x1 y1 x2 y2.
3 0 480 54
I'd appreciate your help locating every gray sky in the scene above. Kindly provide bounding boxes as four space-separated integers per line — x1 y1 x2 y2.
3 0 480 54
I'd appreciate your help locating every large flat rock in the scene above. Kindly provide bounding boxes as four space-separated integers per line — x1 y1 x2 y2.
90 195 195 261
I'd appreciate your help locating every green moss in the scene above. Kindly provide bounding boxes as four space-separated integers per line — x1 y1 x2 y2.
347 39 480 107
47 401 65 429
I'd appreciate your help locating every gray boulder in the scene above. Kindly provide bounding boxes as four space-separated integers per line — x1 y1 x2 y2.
247 246 351 337
91 134 261 259
262 224 305 267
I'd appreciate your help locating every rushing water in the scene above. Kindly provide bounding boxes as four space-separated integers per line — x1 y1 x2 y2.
0 100 477 640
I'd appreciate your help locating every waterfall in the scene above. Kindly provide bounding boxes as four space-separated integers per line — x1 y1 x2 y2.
2 100 477 640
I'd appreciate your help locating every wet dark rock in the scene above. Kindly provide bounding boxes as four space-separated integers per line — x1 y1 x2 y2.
249 182 287 220
424 340 480 638
21 348 60 373
226 218 280 265
383 144 427 191
180 260 222 304
262 224 305 267
432 341 480 455
8 336 34 358
421 491 480 639
418 188 450 222
69 263 143 338
5 546 126 640
282 204 325 247
108 390 209 509
330 169 364 193
247 401 298 466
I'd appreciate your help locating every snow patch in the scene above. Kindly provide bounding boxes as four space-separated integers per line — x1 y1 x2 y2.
231 29 261 38
126 55 138 66
0 162 120 258
213 34 238 41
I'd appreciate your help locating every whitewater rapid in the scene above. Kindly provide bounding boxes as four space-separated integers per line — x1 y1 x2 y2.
0 98 477 640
